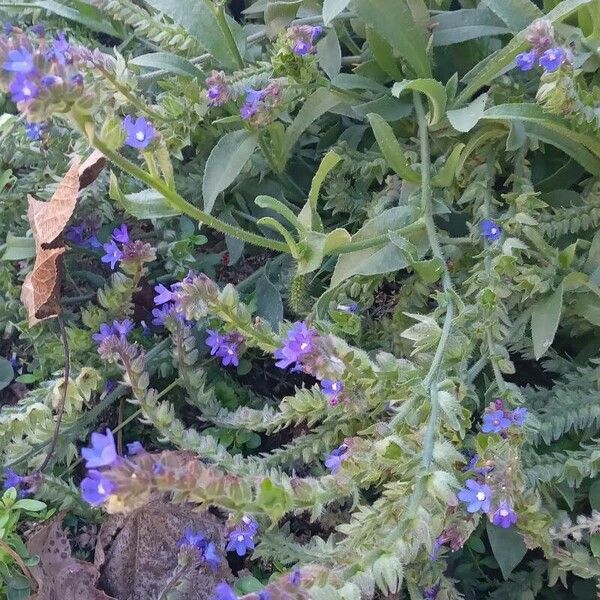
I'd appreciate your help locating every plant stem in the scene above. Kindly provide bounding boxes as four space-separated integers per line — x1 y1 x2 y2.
72 115 289 254
214 3 245 69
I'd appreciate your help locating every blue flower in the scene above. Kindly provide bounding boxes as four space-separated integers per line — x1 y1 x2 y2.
289 569 301 586
3 468 23 490
226 530 255 556
321 379 344 395
539 47 565 73
81 469 116 506
3 48 35 74
491 500 518 528
515 50 537 71
151 305 173 327
206 330 223 355
25 122 44 141
41 74 59 88
310 26 323 42
181 528 206 550
325 444 348 474
458 479 492 513
240 88 263 120
46 32 71 65
112 319 134 339
423 583 440 599
81 428 117 468
258 591 271 600
203 541 221 570
122 115 155 149
205 330 244 367
71 73 83 86
293 40 311 56
512 407 528 426
218 341 240 367
101 240 123 270
92 323 115 344
213 583 237 600
480 219 501 243
3 22 12 35
482 410 512 434
30 23 45 37
126 441 144 456
274 321 316 369
112 224 130 244
9 74 39 103
154 283 174 305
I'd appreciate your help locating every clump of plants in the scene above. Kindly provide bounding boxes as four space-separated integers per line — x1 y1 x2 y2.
1 1 600 599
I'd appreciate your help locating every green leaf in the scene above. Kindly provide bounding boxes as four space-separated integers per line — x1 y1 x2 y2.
203 130 258 214
431 143 465 187
12 499 46 512
0 358 14 392
589 479 600 510
392 79 447 126
352 0 431 78
486 522 527 579
282 88 343 161
317 30 342 80
220 210 244 265
255 275 284 328
481 0 543 32
144 0 245 69
330 207 418 286
447 94 488 133
28 0 120 36
456 0 593 105
265 0 301 27
110 174 180 219
256 478 289 521
365 27 403 80
591 533 600 558
431 8 508 46
130 52 205 79
482 104 600 176
531 282 563 360
323 0 352 24
412 257 444 283
367 113 421 183
255 195 303 231
1 234 35 261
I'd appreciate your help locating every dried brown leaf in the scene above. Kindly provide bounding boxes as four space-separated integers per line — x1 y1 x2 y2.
78 150 106 189
26 512 117 600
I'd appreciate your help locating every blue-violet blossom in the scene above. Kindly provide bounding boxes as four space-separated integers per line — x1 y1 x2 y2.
81 428 117 468
491 500 518 528
274 321 316 369
458 479 492 513
122 115 155 149
480 219 501 242
539 47 566 73
515 50 537 71
80 469 116 506
325 444 348 474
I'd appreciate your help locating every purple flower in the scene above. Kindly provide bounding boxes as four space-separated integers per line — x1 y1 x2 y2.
515 50 537 72
3 22 12 35
3 468 23 490
3 48 35 74
92 323 115 344
482 410 512 434
458 479 492 513
152 305 173 326
152 462 165 476
81 428 117 468
204 541 221 570
205 330 223 355
480 219 501 242
512 407 528 426
181 528 206 550
122 115 155 149
293 40 311 56
126 441 144 456
71 73 83 86
423 583 440 599
41 74 59 88
491 500 518 528
240 515 258 534
218 342 240 367
205 330 243 367
46 32 71 65
112 319 134 339
112 224 130 244
290 569 301 586
226 530 255 556
337 303 358 313
310 26 323 42
321 380 344 395
465 454 493 476
429 535 445 561
81 469 116 506
213 583 237 600
25 122 43 140
274 321 316 369
154 283 174 305
539 47 565 73
325 443 348 474
240 88 263 120
258 592 271 600
9 74 39 103
101 240 123 270
30 23 45 37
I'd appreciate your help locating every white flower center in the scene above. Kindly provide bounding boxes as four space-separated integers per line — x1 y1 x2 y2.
476 491 486 501
98 482 106 495
499 509 509 517
135 131 145 141
490 227 497 235
332 383 339 391
23 86 31 96
237 534 245 542
227 348 234 355
300 342 308 350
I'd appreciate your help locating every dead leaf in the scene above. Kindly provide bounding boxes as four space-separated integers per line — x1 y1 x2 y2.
26 512 117 600
94 499 231 600
20 152 105 326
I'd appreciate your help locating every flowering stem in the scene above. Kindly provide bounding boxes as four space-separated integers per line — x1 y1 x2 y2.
214 3 245 70
70 115 290 253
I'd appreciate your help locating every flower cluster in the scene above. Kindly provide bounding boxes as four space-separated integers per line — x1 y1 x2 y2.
240 80 283 123
458 479 518 528
92 318 137 362
101 224 156 272
0 27 92 122
80 428 119 506
481 399 527 434
274 321 317 370
226 515 258 556
286 25 322 56
515 19 567 73
205 70 231 107
205 329 245 367
179 528 221 570
65 219 102 249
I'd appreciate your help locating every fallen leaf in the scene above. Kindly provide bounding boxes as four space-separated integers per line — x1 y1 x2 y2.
20 152 105 326
94 499 231 600
26 512 117 600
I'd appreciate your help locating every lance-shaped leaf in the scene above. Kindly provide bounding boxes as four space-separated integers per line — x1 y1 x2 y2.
392 79 447 126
